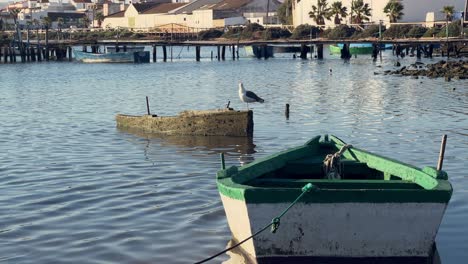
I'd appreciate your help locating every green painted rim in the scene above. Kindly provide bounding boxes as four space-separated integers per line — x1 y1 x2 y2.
217 135 452 204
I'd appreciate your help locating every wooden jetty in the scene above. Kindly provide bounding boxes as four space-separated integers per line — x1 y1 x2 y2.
116 109 254 137
1 34 467 63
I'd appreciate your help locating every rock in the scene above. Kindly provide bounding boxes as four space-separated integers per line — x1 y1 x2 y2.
395 61 401 67
411 76 419 79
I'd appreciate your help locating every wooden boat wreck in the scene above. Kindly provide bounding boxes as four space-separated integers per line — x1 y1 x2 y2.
217 135 452 262
116 109 253 137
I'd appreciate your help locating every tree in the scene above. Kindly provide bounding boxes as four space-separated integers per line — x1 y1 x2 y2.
41 16 52 29
384 0 404 23
308 0 332 25
351 0 372 24
9 8 20 24
329 1 348 25
95 12 104 28
277 0 293 25
441 6 455 39
82 16 90 28
57 17 64 31
441 5 455 22
32 19 40 41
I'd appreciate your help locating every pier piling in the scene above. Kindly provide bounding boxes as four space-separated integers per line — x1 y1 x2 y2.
317 44 323 59
221 45 226 60
195 45 201 61
300 44 307 59
163 45 167 62
152 45 156 62
232 45 235 60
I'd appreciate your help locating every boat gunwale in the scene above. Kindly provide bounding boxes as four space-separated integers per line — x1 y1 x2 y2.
216 135 452 203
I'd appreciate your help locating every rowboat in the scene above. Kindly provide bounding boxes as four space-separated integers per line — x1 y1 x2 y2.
329 43 374 55
217 135 452 262
73 50 136 63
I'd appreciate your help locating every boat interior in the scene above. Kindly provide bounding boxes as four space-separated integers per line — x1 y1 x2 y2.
245 142 425 190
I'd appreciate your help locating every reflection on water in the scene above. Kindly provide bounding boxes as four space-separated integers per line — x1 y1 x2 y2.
117 127 257 165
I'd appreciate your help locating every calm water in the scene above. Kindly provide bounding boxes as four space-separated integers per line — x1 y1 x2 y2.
0 47 467 264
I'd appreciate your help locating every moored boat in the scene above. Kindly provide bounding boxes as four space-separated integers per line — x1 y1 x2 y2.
73 49 136 63
217 135 452 262
329 43 374 55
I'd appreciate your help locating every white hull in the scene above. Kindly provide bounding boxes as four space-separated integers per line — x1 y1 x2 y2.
221 194 447 259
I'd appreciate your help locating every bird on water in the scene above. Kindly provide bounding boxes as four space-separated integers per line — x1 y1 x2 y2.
238 82 264 110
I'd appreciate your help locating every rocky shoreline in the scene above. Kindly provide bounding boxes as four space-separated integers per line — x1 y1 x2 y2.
384 60 468 80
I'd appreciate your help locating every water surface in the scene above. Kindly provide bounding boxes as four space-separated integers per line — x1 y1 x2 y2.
0 48 467 263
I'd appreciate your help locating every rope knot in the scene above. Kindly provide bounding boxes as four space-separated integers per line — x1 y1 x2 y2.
323 144 352 179
271 217 281 233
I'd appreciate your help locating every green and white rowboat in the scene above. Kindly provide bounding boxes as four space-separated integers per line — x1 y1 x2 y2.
217 135 452 262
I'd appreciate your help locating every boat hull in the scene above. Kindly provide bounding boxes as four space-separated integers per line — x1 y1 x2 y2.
217 135 452 261
221 194 446 260
73 50 136 63
116 109 254 137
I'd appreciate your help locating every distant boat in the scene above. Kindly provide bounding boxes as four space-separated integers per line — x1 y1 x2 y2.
329 43 374 55
217 134 452 261
73 46 147 63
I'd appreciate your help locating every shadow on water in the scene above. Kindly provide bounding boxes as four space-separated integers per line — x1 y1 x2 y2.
117 127 257 164
223 240 442 264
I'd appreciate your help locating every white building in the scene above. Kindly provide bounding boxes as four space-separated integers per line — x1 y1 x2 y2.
102 0 281 30
292 0 467 27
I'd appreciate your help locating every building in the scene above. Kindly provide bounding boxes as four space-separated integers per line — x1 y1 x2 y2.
102 0 281 30
292 0 467 27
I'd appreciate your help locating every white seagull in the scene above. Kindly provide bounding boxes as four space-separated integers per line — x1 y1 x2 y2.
238 82 264 110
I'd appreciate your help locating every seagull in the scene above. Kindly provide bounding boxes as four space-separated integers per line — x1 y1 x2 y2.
238 82 264 110
329 68 333 75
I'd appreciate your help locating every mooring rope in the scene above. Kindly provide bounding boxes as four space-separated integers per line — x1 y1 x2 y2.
194 183 316 264
323 144 353 179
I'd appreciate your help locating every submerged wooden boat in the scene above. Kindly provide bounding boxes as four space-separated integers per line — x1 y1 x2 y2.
116 109 253 137
217 135 452 262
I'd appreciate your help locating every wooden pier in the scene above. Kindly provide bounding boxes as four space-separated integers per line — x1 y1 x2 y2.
1 36 467 63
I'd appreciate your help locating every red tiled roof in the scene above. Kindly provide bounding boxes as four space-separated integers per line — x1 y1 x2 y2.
143 3 186 14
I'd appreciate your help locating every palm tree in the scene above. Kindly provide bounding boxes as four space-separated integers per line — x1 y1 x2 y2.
41 16 52 29
9 8 20 24
57 17 64 31
441 5 455 22
82 16 90 28
95 12 104 28
441 5 455 38
351 0 372 24
277 0 293 25
32 19 40 42
384 0 404 23
308 0 332 25
329 1 348 25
